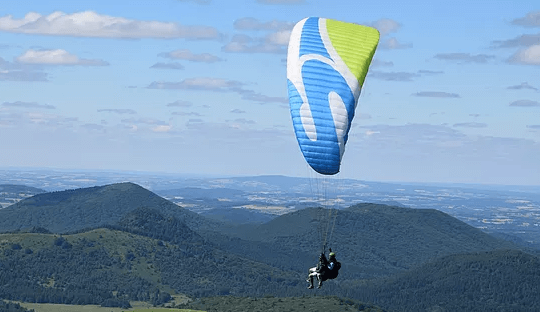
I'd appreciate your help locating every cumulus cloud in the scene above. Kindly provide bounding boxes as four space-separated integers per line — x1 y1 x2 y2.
507 82 538 91
379 37 412 50
0 11 223 40
507 45 540 65
511 11 540 28
453 122 488 128
148 77 286 104
121 117 168 125
234 17 293 31
16 49 109 66
491 33 540 48
2 101 55 109
159 49 223 63
228 118 256 124
369 18 400 36
434 53 495 63
412 91 460 98
6 111 78 127
97 109 137 114
0 56 48 81
222 33 288 53
527 125 540 129
418 70 444 75
148 77 245 92
231 109 246 114
150 62 185 70
152 125 172 132
167 100 192 107
241 93 288 104
356 113 372 120
369 70 420 81
371 59 394 67
509 100 540 107
172 111 202 116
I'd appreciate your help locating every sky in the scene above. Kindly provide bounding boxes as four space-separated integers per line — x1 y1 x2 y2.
0 0 539 185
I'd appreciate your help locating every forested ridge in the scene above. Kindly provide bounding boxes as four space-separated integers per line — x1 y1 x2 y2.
1 183 539 311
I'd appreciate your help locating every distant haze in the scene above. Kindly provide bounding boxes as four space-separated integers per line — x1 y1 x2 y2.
1 1 539 185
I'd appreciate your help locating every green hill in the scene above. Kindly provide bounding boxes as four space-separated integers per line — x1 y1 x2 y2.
222 204 515 278
0 182 535 311
357 249 540 311
0 226 302 307
0 184 45 194
0 182 221 233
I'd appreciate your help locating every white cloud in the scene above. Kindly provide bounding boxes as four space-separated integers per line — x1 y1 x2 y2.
148 77 286 104
241 92 288 104
16 49 109 66
97 109 137 114
453 122 488 128
434 53 496 63
167 100 193 107
0 11 222 40
369 70 420 81
418 70 444 75
266 30 292 45
379 37 412 50
371 59 394 68
2 101 55 109
0 56 48 81
159 49 223 63
491 33 540 48
222 33 287 54
172 111 202 116
507 82 538 90
412 91 460 98
148 77 245 91
228 118 256 125
150 62 185 70
507 45 540 65
121 117 168 125
369 18 400 36
509 100 540 107
511 11 540 28
152 125 172 132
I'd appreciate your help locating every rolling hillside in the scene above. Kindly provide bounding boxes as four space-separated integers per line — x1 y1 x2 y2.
356 249 540 311
0 182 222 233
223 204 516 278
0 182 536 311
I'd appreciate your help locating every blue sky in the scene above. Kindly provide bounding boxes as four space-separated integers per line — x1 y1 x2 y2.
1 0 539 185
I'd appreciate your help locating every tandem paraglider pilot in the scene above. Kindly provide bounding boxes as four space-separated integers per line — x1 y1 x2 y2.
307 250 341 289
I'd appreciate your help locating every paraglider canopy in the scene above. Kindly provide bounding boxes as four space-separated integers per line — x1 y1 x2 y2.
287 17 380 175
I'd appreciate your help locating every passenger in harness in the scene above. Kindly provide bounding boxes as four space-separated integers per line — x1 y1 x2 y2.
307 250 341 289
